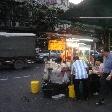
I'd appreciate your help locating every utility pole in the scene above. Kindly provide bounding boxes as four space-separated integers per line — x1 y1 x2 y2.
108 32 111 51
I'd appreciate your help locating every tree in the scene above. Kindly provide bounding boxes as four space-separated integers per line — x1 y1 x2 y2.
0 0 65 32
19 1 60 32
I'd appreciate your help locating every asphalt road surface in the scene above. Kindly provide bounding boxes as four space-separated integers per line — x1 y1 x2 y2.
0 63 112 112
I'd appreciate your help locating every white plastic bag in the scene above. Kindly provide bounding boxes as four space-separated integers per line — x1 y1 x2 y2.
62 72 69 83
43 72 49 80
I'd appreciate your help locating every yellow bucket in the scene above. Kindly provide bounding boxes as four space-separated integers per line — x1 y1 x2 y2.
68 84 76 98
31 80 40 94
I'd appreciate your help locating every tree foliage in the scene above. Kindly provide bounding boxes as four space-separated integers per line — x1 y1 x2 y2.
0 0 64 32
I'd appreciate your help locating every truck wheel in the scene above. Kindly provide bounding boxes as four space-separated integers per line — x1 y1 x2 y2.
14 60 24 69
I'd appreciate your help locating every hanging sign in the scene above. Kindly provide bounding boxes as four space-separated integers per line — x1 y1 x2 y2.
48 39 65 50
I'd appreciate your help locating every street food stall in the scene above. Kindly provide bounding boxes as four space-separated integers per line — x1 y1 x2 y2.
42 34 95 98
66 36 93 62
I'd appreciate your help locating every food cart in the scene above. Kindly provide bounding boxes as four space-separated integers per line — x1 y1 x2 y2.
42 34 94 98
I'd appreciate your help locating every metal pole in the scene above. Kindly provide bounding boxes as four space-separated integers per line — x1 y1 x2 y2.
93 42 96 66
108 32 111 51
64 37 66 63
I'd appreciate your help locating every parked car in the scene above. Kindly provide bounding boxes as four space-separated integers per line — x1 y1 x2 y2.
90 50 100 59
37 50 62 62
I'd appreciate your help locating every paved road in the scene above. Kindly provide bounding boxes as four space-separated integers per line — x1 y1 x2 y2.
0 64 112 112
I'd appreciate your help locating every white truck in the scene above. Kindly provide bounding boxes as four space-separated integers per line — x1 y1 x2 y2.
0 32 36 69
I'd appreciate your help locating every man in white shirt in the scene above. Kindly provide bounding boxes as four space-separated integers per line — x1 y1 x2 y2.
71 56 89 100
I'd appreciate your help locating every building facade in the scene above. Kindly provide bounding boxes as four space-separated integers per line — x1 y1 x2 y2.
37 0 69 11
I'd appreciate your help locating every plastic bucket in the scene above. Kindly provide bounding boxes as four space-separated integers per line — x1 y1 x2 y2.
31 80 40 94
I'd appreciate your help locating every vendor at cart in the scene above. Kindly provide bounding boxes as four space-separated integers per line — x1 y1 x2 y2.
89 58 104 95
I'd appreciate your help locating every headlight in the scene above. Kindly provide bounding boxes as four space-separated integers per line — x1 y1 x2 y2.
39 56 43 59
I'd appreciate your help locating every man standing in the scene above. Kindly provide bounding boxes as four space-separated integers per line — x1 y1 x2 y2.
71 56 89 100
96 47 112 105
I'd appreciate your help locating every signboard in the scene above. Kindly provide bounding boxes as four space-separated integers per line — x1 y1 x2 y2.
48 39 65 50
